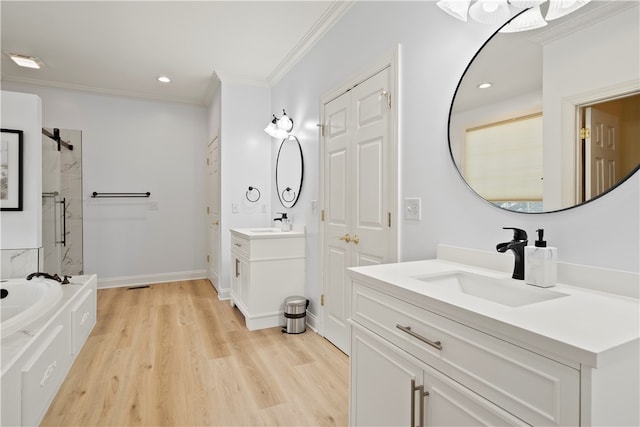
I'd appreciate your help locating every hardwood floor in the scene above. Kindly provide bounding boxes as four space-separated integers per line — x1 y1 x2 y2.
41 280 349 426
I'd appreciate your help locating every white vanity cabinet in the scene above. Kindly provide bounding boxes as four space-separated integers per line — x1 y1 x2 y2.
349 259 640 426
351 281 579 426
229 228 305 330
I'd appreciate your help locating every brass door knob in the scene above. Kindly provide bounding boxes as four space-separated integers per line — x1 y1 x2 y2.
212 220 219 225
352 235 360 245
338 234 351 243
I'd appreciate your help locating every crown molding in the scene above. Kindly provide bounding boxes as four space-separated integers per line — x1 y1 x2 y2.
528 1 637 45
2 75 207 106
266 0 355 87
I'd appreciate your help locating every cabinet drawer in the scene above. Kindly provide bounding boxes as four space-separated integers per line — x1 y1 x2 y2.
231 235 250 258
352 282 579 426
71 289 96 355
21 323 71 426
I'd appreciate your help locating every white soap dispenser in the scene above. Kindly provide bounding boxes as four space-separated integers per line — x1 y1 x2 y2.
525 229 557 288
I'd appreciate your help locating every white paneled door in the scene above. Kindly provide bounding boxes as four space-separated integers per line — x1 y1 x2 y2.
322 64 397 355
585 107 620 200
206 135 221 290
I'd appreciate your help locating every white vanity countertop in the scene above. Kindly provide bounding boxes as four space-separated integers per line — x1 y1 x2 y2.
349 260 640 368
230 227 305 239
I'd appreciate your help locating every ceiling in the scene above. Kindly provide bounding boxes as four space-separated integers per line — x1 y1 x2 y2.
1 1 352 106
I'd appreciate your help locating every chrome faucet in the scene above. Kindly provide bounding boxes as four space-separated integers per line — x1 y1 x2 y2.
496 227 528 280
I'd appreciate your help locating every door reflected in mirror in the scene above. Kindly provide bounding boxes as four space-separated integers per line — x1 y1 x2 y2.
275 135 304 208
448 1 639 213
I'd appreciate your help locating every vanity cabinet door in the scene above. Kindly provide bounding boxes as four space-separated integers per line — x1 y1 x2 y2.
352 325 526 427
422 366 527 427
351 326 423 427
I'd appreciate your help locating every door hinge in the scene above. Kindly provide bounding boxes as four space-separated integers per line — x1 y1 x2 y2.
381 91 391 110
321 209 325 222
388 212 391 228
580 127 591 139
207 255 210 263
318 123 325 137
207 206 210 214
321 294 325 306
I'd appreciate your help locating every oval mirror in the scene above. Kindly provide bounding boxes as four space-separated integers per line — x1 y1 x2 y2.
448 1 639 213
276 135 304 208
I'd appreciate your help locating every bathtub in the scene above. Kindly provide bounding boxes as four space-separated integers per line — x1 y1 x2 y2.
0 279 63 338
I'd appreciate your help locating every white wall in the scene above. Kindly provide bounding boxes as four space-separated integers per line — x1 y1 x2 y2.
271 2 640 318
0 91 42 249
2 83 208 284
216 81 272 295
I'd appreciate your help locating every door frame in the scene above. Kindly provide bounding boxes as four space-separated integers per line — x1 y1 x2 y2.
561 79 640 207
318 46 401 337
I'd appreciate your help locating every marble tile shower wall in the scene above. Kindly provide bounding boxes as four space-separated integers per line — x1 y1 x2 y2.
0 248 42 279
60 130 83 275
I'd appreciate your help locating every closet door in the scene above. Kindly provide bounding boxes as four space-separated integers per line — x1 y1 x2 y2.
322 66 395 355
206 135 221 289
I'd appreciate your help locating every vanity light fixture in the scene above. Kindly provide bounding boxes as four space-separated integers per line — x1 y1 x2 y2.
6 52 42 69
157 76 171 83
264 109 294 139
436 0 592 32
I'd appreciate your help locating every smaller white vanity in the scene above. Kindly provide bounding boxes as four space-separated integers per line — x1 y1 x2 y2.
349 254 639 427
230 228 305 330
1 274 97 427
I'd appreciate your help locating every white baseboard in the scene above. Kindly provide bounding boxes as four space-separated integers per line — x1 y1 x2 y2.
97 270 207 289
305 311 319 333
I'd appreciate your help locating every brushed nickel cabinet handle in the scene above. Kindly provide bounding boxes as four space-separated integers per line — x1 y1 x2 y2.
396 324 443 351
411 379 416 427
235 259 240 277
410 379 428 427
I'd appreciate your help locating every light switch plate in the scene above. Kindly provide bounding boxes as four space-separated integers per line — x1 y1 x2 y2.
232 202 239 213
404 198 421 221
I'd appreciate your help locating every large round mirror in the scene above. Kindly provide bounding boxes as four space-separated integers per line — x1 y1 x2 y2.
276 135 304 208
448 1 639 213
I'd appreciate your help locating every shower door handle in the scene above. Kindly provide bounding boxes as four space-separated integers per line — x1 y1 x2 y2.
57 197 67 247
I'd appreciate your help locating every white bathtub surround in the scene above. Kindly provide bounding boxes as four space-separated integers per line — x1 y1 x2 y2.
0 278 63 338
1 275 97 427
0 249 41 280
349 259 639 426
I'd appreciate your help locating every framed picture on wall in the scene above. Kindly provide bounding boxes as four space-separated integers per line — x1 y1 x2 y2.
1 128 24 211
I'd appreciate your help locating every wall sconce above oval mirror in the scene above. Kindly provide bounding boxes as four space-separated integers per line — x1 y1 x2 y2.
276 135 304 208
448 1 639 213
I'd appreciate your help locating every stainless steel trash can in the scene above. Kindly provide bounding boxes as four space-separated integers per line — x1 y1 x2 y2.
283 296 309 334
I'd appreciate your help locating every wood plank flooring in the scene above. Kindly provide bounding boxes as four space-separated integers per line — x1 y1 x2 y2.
41 279 349 426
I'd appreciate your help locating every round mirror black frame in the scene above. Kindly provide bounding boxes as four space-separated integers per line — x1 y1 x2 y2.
276 135 304 209
447 8 640 214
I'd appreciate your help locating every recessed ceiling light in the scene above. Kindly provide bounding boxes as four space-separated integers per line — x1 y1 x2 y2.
477 82 492 89
157 76 171 83
6 52 42 69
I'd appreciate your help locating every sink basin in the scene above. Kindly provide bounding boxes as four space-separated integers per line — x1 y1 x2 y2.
414 271 568 307
248 228 281 233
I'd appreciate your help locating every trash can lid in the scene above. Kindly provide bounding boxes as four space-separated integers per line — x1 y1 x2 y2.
285 295 307 306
